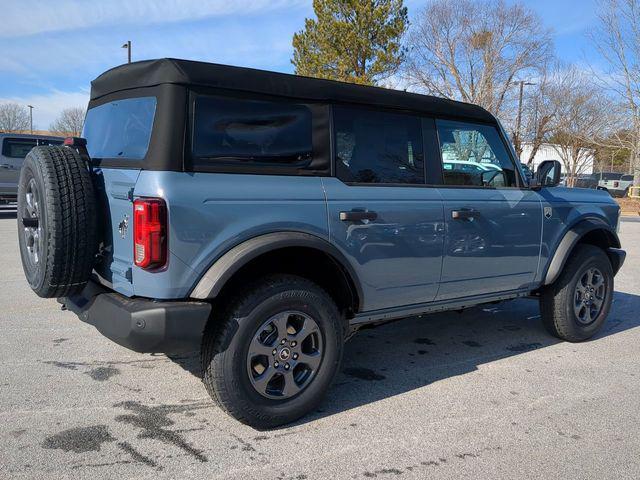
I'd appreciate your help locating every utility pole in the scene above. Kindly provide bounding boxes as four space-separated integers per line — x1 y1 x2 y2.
122 40 131 64
513 80 535 158
27 105 34 134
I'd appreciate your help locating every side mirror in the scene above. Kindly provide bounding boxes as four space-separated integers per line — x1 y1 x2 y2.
481 169 506 187
533 160 561 189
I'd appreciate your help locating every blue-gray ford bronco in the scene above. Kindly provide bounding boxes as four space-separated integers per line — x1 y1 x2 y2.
17 59 626 428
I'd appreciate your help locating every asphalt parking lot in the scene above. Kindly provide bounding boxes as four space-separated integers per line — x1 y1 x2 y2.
1 207 639 480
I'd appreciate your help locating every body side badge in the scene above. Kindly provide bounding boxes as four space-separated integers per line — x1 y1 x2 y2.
118 214 129 239
544 207 553 219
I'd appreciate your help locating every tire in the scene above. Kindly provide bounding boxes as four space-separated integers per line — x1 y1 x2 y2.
17 146 97 298
201 274 343 429
540 244 614 342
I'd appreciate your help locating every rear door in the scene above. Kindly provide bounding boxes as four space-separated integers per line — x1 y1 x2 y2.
325 106 444 312
434 119 542 300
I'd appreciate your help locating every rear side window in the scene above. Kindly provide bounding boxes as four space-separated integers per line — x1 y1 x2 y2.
436 120 517 188
2 138 37 158
1 138 62 158
83 96 156 160
622 175 634 181
192 95 313 166
334 106 424 184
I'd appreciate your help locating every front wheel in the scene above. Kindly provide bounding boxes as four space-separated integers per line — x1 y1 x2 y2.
540 244 614 342
201 274 343 428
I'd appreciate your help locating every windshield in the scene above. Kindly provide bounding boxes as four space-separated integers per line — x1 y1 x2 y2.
83 96 156 160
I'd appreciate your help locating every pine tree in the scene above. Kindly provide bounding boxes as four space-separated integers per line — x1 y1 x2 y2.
292 0 408 85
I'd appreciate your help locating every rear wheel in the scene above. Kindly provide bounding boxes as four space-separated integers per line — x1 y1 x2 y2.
201 274 343 428
540 244 613 342
17 146 97 298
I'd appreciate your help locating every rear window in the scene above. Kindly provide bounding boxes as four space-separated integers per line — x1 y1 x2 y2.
2 138 62 158
83 96 156 160
192 95 313 166
601 172 622 181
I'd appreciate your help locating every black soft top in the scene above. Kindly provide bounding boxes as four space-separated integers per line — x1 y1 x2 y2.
90 58 495 123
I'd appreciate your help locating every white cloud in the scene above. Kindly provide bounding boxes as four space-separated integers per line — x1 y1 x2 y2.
2 0 308 38
0 90 89 130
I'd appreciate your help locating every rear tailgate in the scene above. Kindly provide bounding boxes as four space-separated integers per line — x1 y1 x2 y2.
92 167 140 297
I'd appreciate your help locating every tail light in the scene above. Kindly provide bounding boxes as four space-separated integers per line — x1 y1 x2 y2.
133 198 167 270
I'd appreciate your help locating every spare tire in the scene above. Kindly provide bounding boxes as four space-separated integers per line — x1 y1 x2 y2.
17 146 97 298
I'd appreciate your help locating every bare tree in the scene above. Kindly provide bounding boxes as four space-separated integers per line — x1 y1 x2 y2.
0 103 30 132
591 0 640 186
50 107 86 136
519 64 579 165
549 70 610 186
404 0 553 119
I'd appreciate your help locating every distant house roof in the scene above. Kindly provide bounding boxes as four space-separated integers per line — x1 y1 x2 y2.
90 58 496 123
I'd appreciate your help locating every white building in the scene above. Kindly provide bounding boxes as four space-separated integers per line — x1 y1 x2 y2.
519 143 594 175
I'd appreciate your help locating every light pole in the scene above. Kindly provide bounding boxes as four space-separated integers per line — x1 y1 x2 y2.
513 80 535 157
27 105 34 134
122 40 131 64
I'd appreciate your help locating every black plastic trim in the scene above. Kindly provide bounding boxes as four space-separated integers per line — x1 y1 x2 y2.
190 231 363 311
607 248 626 275
542 218 622 285
351 289 531 325
60 281 211 354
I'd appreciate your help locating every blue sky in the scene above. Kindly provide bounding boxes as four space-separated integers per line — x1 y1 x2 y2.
0 0 599 129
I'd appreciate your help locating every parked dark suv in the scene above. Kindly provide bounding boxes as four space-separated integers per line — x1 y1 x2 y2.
1 133 63 202
17 59 625 428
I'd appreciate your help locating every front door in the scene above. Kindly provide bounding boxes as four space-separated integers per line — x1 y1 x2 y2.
325 106 444 312
434 120 542 301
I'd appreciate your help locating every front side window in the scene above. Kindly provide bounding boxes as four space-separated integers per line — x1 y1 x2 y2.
436 120 517 187
83 96 156 160
192 95 312 166
334 107 424 184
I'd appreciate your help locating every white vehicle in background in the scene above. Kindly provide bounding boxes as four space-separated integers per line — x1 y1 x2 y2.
442 160 506 187
600 174 635 197
442 159 502 173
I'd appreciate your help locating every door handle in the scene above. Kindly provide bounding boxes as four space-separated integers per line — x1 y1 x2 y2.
0 164 13 169
451 209 477 220
339 210 378 222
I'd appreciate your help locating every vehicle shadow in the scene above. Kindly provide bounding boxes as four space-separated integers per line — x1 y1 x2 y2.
164 291 640 428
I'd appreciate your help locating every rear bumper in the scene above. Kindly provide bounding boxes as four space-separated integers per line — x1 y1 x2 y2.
59 281 211 354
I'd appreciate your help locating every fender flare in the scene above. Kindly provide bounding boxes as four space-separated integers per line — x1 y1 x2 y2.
542 218 621 286
189 231 363 306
